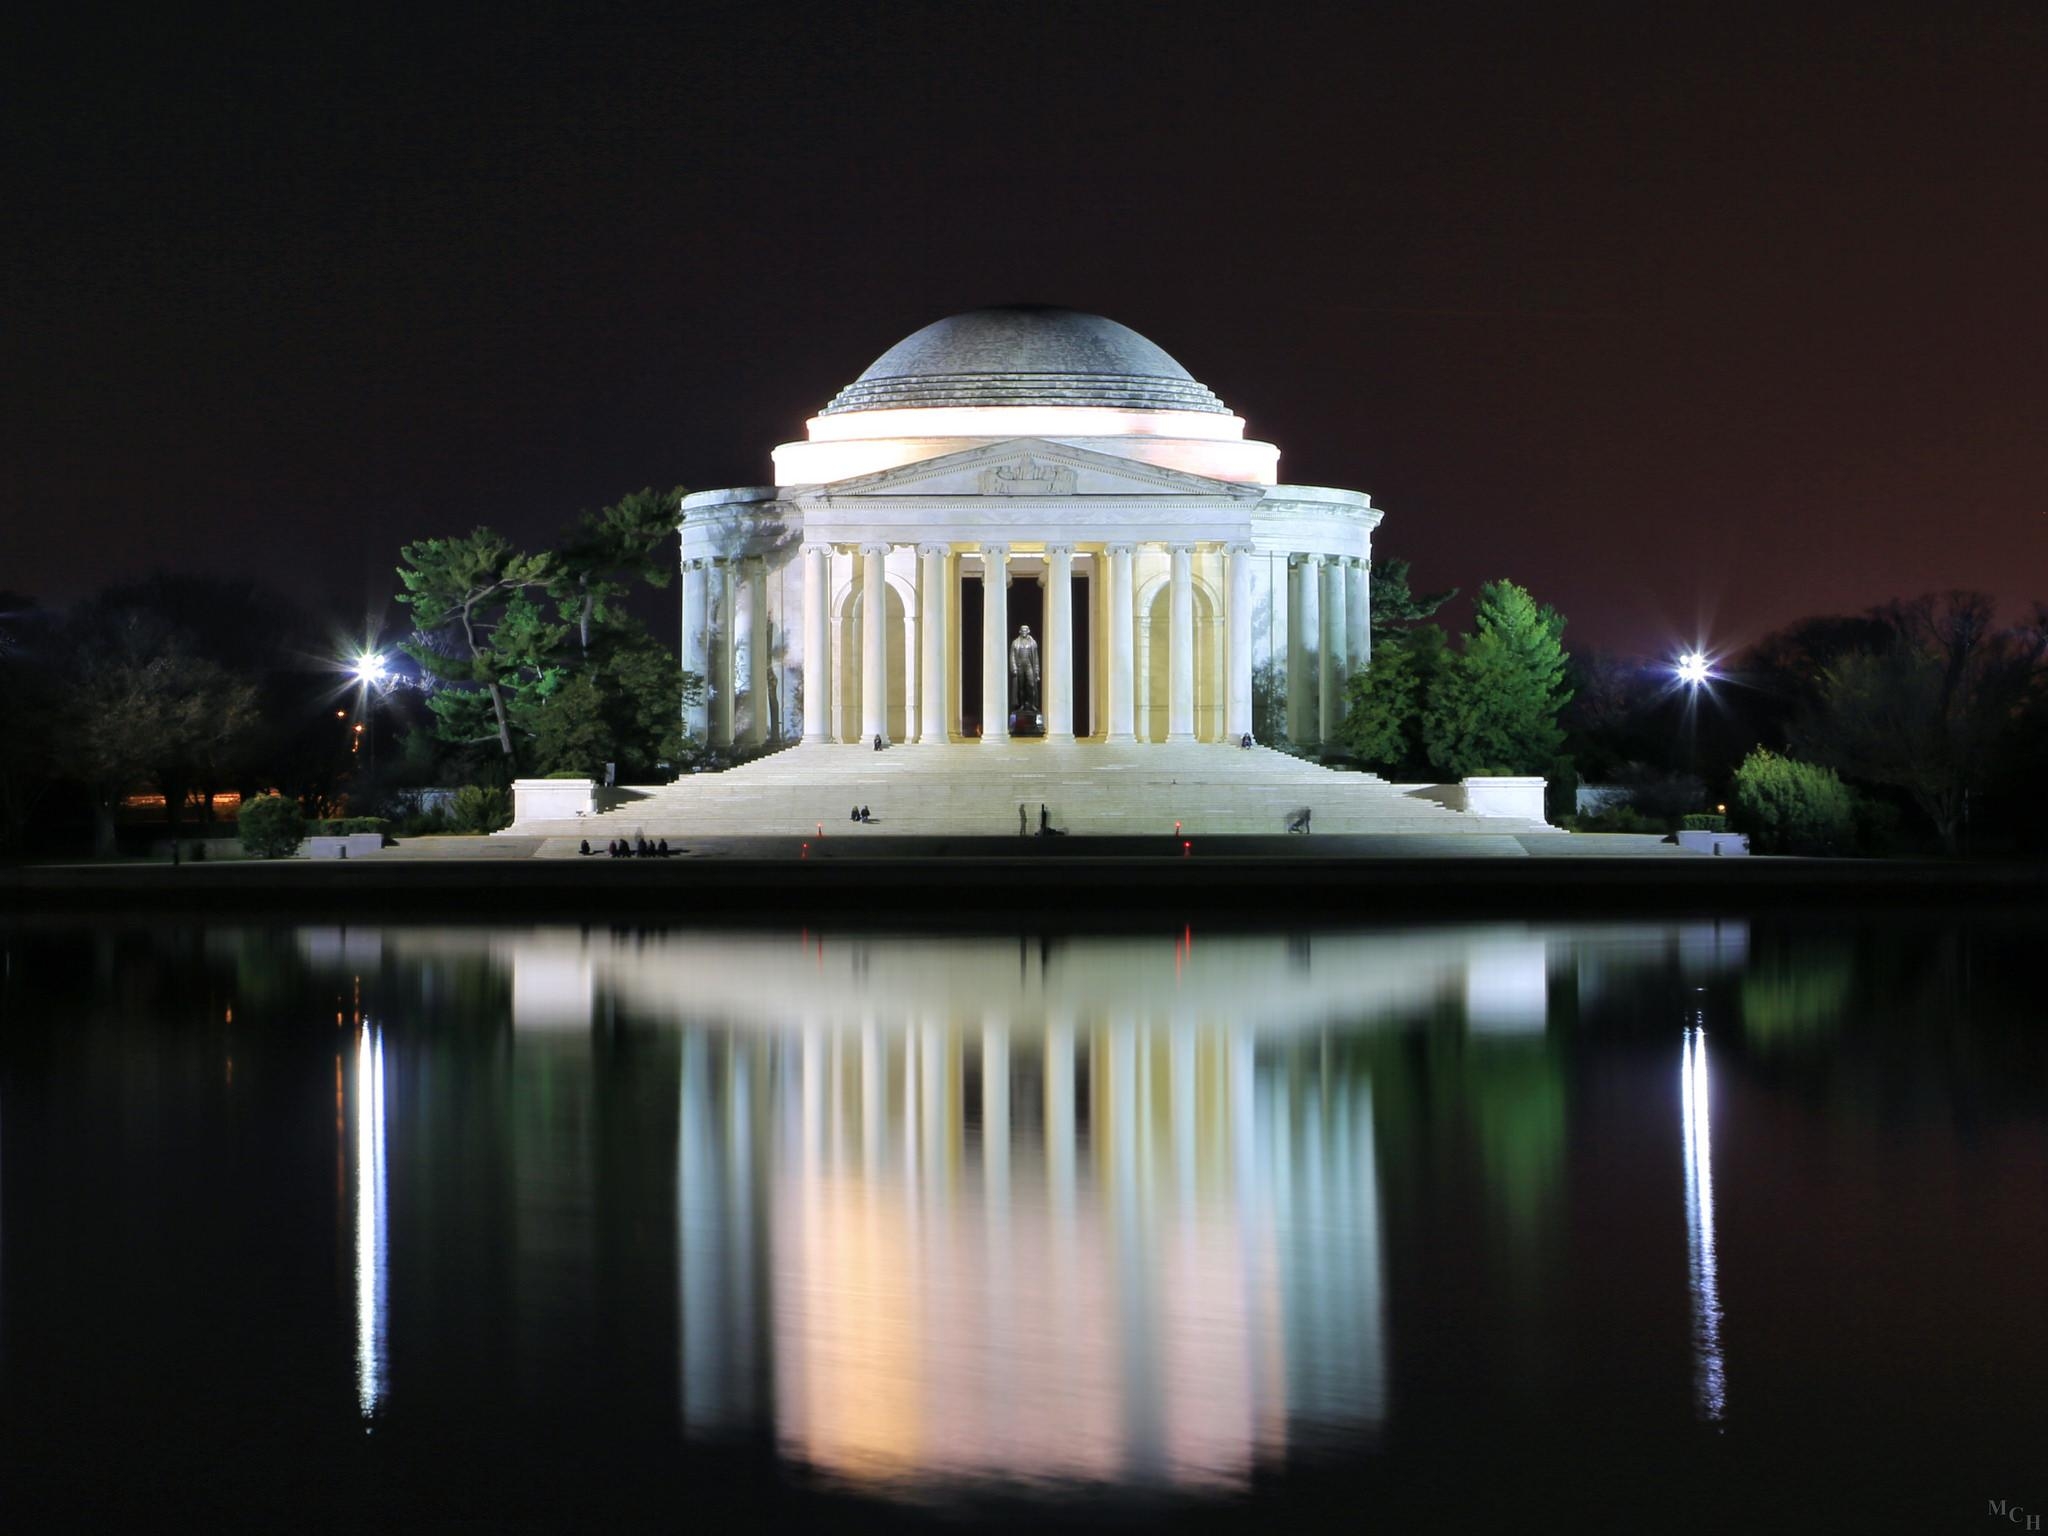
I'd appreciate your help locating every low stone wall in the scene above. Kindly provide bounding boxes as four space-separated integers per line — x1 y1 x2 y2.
308 833 385 859
1676 830 1750 857
512 778 596 825
1460 776 1549 823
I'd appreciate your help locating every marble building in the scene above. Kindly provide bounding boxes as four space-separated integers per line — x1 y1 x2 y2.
678 305 1380 750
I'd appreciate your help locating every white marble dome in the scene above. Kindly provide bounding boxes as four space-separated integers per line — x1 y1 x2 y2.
819 306 1232 416
777 305 1277 486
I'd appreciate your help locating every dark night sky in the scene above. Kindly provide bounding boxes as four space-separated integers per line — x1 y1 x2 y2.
6 0 2045 652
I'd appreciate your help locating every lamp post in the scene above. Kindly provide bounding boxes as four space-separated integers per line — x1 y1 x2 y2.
350 651 389 787
1674 651 1712 782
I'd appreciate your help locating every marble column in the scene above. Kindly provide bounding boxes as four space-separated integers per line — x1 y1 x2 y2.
860 542 889 746
1106 543 1136 742
1168 544 1195 741
1321 554 1346 741
710 561 734 750
917 544 948 744
801 544 830 743
981 543 1009 742
1286 557 1307 746
743 557 770 746
681 557 708 744
1296 556 1322 748
1348 557 1371 667
1226 542 1253 742
1045 543 1074 741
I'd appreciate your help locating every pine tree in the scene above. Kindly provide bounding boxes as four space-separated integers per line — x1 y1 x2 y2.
1369 556 1457 645
1423 580 1572 776
395 530 564 769
1340 624 1447 771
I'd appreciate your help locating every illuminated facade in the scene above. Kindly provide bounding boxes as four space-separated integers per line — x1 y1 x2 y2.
679 307 1382 748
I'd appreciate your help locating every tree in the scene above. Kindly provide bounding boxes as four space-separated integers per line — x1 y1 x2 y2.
395 530 564 771
1794 591 2046 854
552 487 685 657
1340 624 1447 771
1369 556 1456 645
1423 580 1572 777
521 619 694 779
61 605 260 854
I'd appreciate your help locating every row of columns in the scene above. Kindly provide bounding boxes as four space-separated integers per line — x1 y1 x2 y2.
692 545 1365 750
800 541 1258 747
681 556 774 750
1287 554 1370 748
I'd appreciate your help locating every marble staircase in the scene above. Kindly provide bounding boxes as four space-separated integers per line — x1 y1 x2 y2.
508 741 1561 842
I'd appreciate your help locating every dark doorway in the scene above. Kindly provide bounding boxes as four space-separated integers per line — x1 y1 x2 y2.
961 574 983 735
959 569 1089 737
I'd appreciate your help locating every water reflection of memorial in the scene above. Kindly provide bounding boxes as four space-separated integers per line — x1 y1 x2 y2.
328 921 1750 1495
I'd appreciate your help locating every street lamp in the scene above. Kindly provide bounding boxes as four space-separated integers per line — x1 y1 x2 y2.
351 651 390 688
1676 651 1712 687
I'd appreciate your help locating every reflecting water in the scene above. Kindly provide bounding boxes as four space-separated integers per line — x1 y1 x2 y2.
1 916 2044 1528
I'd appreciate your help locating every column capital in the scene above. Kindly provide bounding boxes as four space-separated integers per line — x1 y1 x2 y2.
1045 542 1075 558
1103 541 1138 556
858 540 892 558
1167 541 1196 556
915 541 949 559
800 541 832 559
1294 551 1325 568
1224 541 1255 557
981 542 1011 561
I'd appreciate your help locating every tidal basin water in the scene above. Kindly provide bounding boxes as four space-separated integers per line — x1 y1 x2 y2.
1 917 2044 1530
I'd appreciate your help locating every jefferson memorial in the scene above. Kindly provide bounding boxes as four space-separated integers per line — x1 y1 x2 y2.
682 304 1373 751
509 306 1553 837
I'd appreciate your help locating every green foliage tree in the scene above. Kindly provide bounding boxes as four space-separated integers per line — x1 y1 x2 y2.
552 487 685 656
1793 592 2047 854
1339 624 1447 771
521 620 693 779
237 792 305 858
395 530 564 771
1369 556 1456 646
1730 748 1855 854
1422 580 1572 777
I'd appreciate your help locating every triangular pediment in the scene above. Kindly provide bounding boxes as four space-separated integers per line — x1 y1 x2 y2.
797 438 1264 502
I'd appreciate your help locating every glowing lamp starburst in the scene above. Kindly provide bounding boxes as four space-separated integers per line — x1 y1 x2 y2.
1676 652 1712 687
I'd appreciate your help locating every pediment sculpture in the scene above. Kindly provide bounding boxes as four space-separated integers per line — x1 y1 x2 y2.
978 456 1077 496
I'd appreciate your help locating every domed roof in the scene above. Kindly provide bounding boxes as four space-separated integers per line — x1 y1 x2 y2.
819 306 1231 416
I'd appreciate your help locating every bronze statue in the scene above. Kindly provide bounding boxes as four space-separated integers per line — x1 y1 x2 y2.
1009 623 1041 710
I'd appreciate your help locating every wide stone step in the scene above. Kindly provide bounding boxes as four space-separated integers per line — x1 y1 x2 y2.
509 741 1559 840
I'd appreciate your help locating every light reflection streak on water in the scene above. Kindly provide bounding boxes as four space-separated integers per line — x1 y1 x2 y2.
1680 1026 1726 1420
355 1025 388 1419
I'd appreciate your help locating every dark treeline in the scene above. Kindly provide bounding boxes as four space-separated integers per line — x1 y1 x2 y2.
0 486 699 857
1341 576 2048 856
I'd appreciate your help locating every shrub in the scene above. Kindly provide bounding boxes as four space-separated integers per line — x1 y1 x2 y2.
1544 757 1578 826
307 817 391 837
449 785 511 834
1573 805 1668 835
1731 749 1855 855
238 793 305 859
396 808 449 837
1681 813 1728 833
543 769 592 779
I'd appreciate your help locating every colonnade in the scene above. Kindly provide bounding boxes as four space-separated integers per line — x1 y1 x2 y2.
684 543 1370 750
